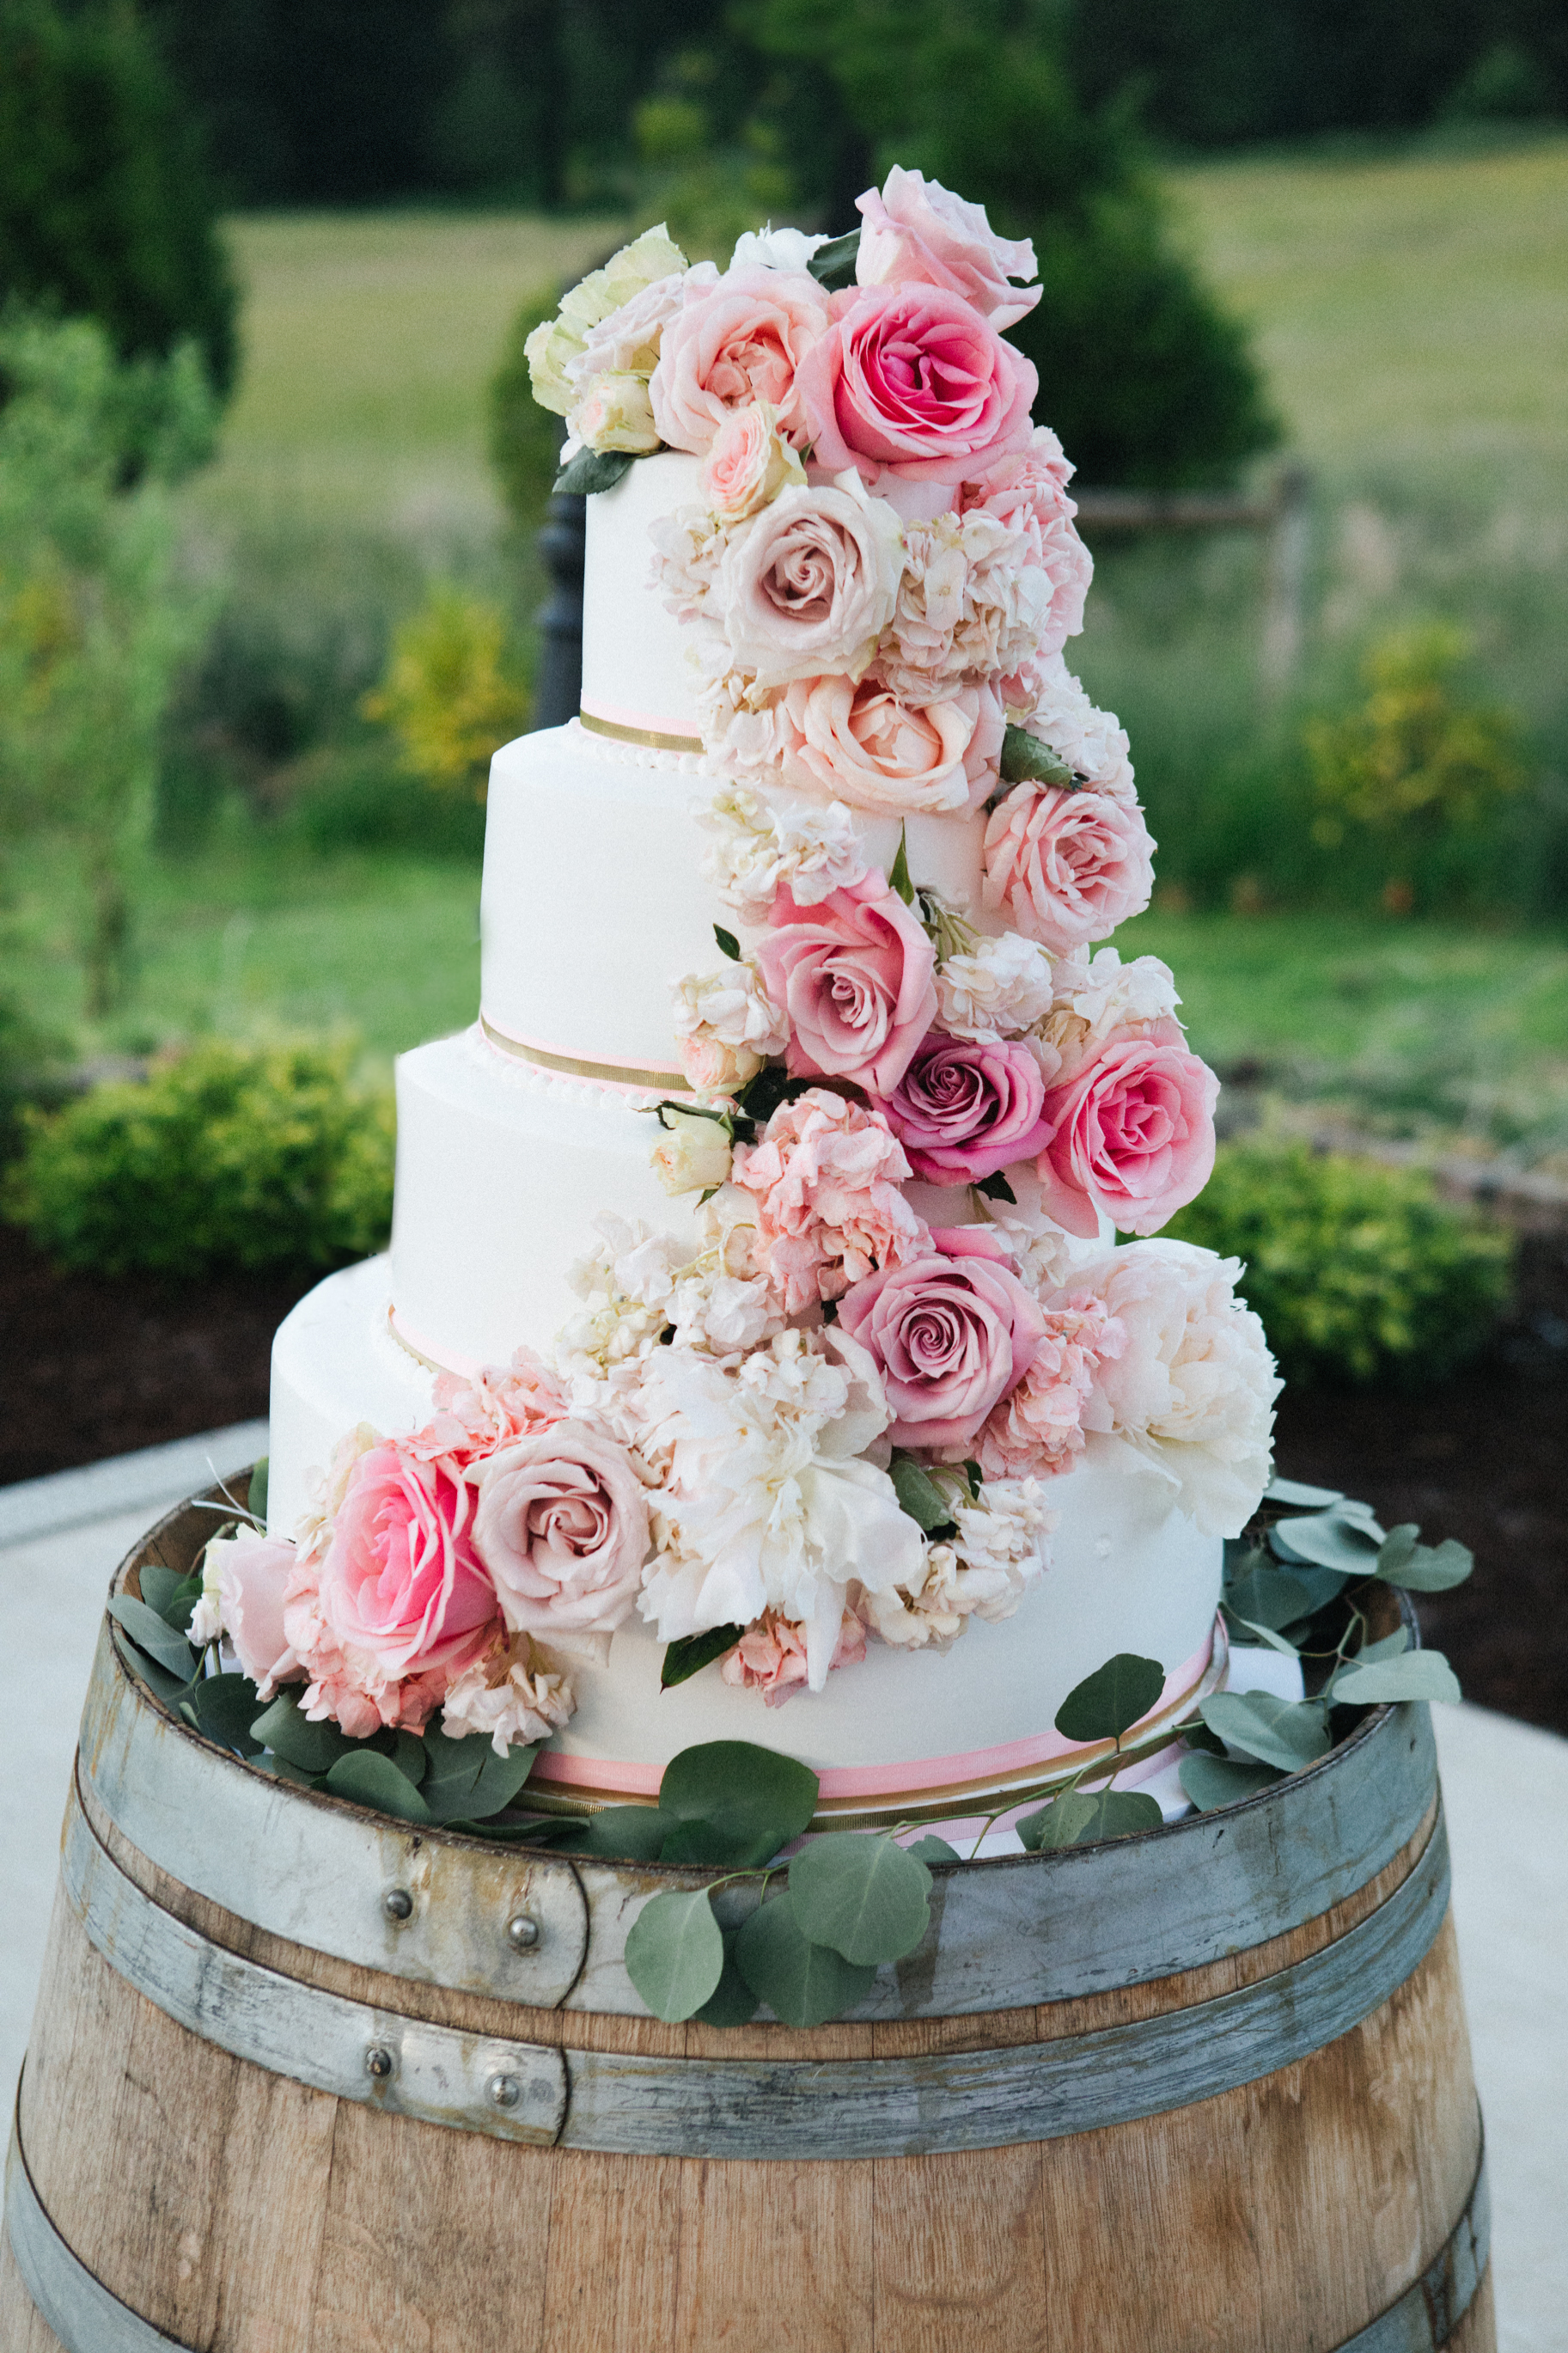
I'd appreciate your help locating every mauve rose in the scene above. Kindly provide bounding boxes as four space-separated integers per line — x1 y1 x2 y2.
473 1421 651 1641
755 873 938 1096
799 282 1036 484
700 400 805 522
650 267 831 452
880 1031 1054 1185
1036 1022 1219 1239
982 783 1156 953
317 1444 500 1686
717 480 904 686
774 675 998 816
856 168 1042 330
839 1227 1046 1449
204 1525 303 1696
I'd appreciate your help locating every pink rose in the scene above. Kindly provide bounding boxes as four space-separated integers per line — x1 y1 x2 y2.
721 1606 866 1707
856 168 1042 330
729 1087 928 1314
700 400 804 522
839 1227 1046 1449
960 427 1092 670
879 1031 1054 1186
755 873 938 1096
207 1526 304 1696
982 784 1156 953
404 1346 566 1471
977 1294 1125 1479
650 266 831 453
1036 1023 1219 1239
473 1421 651 1641
316 1443 500 1690
771 675 1000 816
799 282 1037 484
717 480 904 686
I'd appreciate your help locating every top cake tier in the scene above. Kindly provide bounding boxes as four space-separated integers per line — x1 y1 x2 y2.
580 450 708 743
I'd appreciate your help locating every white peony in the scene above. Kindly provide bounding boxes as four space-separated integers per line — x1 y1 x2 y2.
861 1477 1053 1647
1015 657 1136 798
556 1216 686 1375
936 930 1058 1042
729 225 831 274
694 780 868 914
875 509 1052 705
1067 1239 1282 1537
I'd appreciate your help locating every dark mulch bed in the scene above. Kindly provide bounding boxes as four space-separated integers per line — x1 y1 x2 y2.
3 1222 1565 1738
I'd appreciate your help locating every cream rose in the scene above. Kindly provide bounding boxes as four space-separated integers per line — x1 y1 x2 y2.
650 1104 735 1196
568 371 661 455
717 480 904 688
526 224 689 416
700 400 806 522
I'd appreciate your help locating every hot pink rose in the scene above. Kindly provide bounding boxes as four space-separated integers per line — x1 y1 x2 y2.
839 1227 1046 1449
960 426 1091 670
207 1526 304 1696
755 872 938 1096
729 1087 928 1314
856 168 1042 330
799 282 1037 484
772 675 1001 816
976 1294 1125 1479
403 1346 566 1471
721 1605 866 1707
1036 1023 1219 1239
473 1421 650 1642
316 1443 500 1690
982 784 1156 953
880 1030 1054 1185
650 267 831 452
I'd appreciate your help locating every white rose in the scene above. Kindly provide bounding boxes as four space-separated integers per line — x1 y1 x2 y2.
526 225 691 415
670 961 788 1092
569 371 662 454
718 477 904 688
650 1105 735 1197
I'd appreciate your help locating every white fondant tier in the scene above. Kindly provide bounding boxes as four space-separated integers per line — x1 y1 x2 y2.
268 1255 1223 1796
581 451 706 738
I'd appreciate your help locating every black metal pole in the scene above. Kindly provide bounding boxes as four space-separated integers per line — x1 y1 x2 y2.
533 485 585 730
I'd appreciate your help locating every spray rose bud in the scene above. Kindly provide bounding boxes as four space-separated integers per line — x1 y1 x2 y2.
650 1104 735 1196
570 371 662 455
700 400 806 523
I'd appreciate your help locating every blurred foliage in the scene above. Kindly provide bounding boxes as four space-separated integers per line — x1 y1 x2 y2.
489 283 568 532
1165 1139 1515 1387
1307 626 1526 846
0 314 215 1014
3 1036 394 1274
0 0 237 406
362 584 528 798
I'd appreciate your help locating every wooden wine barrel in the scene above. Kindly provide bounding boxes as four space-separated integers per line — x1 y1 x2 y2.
2 1486 1492 2353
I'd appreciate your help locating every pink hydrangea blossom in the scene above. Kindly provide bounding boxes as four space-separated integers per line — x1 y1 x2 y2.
839 1226 1046 1450
403 1348 567 1471
977 1294 1126 1479
650 266 831 452
982 783 1156 953
729 1087 928 1313
799 282 1037 485
879 1030 1054 1185
754 871 938 1097
873 509 1049 704
959 428 1092 678
855 168 1041 329
720 1605 867 1706
1036 1023 1219 1239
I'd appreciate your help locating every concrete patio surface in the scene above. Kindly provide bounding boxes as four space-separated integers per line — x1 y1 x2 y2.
1 1428 1563 2352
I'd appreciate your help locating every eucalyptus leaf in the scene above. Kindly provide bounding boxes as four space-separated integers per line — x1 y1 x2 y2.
139 1562 204 1632
1264 1476 1345 1508
713 924 741 963
1199 1690 1332 1773
1178 1753 1284 1812
625 1888 725 2022
387 1729 427 1784
1330 1651 1462 1706
735 1893 876 2026
788 1834 932 1966
247 1457 269 1524
662 1625 745 1690
1225 1617 1304 1659
188 1672 265 1757
322 1750 433 1824
659 1741 818 1868
1373 1533 1474 1592
999 724 1074 787
1349 1629 1412 1667
553 446 637 495
113 1636 189 1704
570 1806 674 1861
1017 1787 1163 1850
904 1834 961 1865
250 1691 358 1775
806 227 862 290
107 1595 198 1679
1054 1653 1165 1745
693 1929 760 2026
1268 1511 1382 1574
1223 1557 1322 1631
890 1455 954 1533
419 1726 536 1824
452 1814 584 1845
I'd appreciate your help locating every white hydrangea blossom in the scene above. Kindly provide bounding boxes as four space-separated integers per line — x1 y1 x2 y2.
729 225 830 272
1014 657 1136 798
694 781 868 915
936 930 1058 1041
555 1216 687 1376
1038 946 1183 1078
973 1167 1078 1292
861 1478 1054 1648
670 960 789 1088
442 1634 578 1757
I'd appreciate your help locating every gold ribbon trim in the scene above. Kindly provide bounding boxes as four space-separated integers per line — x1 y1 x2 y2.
479 1014 691 1093
578 708 706 755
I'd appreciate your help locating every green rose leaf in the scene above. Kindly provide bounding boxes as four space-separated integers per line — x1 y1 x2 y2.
250 1690 360 1775
323 1750 433 1824
713 924 741 963
807 228 862 290
553 447 638 496
1054 1653 1165 1745
999 724 1074 788
1373 1530 1473 1591
888 823 915 905
625 1888 725 2022
108 1594 198 1680
889 1454 955 1533
1017 1787 1164 1850
734 1892 876 2026
1269 1510 1382 1574
662 1625 745 1690
247 1457 270 1524
904 1834 961 1865
973 1170 1017 1204
787 1833 932 1966
693 1928 760 2026
1330 1650 1463 1706
659 1740 820 1868
1199 1690 1333 1773
188 1672 265 1757
1178 1752 1284 1812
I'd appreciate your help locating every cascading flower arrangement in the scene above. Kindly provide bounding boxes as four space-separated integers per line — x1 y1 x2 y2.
203 170 1280 1756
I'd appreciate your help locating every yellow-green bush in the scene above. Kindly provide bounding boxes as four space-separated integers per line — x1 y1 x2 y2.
3 1038 394 1275
1165 1139 1514 1387
361 584 528 800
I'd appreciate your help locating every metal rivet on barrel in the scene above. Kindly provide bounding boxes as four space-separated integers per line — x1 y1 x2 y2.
506 1913 541 1953
487 2074 521 2111
364 2045 394 2080
382 1887 413 1922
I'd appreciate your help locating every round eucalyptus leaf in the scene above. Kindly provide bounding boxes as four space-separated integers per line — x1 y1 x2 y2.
903 1834 961 1866
1331 1650 1462 1706
1178 1752 1284 1813
574 1806 674 1861
1018 1786 1162 1850
322 1750 433 1825
1374 1536 1473 1592
107 1594 198 1680
1269 1511 1382 1573
1200 1690 1333 1773
250 1691 357 1775
734 1893 876 2026
788 1834 932 1966
1053 1653 1165 1744
659 1741 819 1867
625 1889 725 2023
693 1931 760 2027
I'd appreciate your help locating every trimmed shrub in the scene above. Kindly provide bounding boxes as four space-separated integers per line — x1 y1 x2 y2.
1164 1139 1514 1388
3 1038 394 1275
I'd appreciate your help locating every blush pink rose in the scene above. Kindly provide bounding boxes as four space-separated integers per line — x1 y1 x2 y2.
982 784 1156 953
1036 1023 1219 1239
839 1227 1046 1449
976 1294 1125 1479
721 1605 866 1707
772 675 1000 816
208 1526 304 1696
879 1030 1054 1185
799 282 1038 484
960 427 1092 671
717 480 904 686
316 1443 500 1690
856 168 1042 330
403 1346 566 1471
729 1086 928 1314
755 872 938 1097
650 267 831 452
472 1421 651 1641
